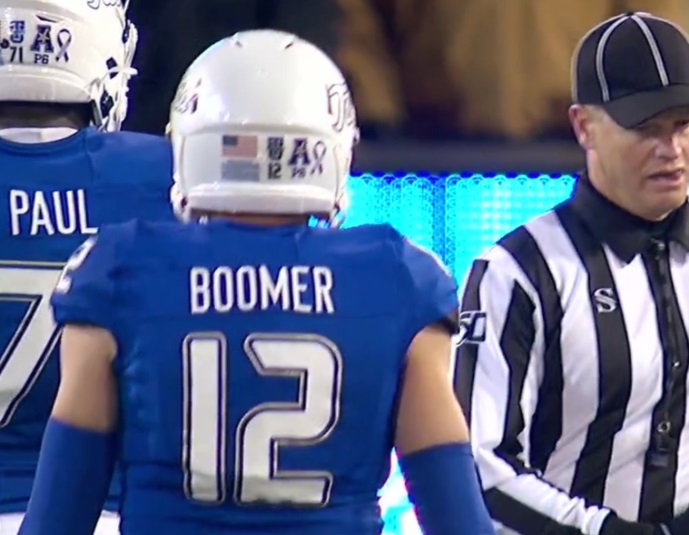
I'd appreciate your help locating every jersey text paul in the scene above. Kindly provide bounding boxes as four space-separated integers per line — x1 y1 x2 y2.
8 189 96 236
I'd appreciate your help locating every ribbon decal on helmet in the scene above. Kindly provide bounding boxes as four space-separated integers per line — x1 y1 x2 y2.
311 141 327 176
55 29 72 62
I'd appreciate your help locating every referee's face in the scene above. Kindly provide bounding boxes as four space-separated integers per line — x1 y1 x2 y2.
573 105 689 221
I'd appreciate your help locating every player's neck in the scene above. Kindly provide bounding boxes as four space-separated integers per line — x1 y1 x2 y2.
0 102 90 130
193 210 311 227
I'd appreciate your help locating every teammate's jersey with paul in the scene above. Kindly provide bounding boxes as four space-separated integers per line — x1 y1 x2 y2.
0 128 174 513
50 219 458 535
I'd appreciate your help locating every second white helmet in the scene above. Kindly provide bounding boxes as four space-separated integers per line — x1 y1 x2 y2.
0 0 138 131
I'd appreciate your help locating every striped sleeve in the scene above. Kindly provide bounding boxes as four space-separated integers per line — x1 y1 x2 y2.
455 228 611 535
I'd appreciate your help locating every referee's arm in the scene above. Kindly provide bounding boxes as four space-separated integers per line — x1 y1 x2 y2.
455 249 611 535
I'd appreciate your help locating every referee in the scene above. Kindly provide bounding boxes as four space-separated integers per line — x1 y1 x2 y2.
456 12 689 535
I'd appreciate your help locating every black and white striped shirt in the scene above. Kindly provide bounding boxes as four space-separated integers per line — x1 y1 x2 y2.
456 176 689 534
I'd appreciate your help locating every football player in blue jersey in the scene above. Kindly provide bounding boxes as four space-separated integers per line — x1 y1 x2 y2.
20 30 494 535
0 1 175 534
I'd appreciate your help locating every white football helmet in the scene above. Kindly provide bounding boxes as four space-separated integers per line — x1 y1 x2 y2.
0 0 138 131
168 29 359 223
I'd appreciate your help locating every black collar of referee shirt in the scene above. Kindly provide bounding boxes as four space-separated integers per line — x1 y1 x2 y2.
569 171 689 262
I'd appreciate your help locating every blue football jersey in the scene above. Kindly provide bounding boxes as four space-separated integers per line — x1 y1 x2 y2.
50 219 458 535
0 128 175 513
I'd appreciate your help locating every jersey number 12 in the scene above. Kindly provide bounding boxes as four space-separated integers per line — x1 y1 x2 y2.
183 332 343 507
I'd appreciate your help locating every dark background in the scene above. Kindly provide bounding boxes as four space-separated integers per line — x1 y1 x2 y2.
123 1 688 173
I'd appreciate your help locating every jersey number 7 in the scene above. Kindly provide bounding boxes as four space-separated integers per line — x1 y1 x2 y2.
183 332 342 507
0 265 64 427
0 240 94 427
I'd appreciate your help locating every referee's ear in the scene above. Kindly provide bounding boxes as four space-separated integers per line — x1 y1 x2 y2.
569 104 598 150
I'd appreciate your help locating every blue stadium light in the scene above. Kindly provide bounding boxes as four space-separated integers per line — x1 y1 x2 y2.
346 172 576 278
346 172 577 534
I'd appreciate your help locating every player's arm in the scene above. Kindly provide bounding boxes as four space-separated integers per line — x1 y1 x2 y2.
393 236 495 535
395 323 496 535
455 250 670 535
19 233 123 535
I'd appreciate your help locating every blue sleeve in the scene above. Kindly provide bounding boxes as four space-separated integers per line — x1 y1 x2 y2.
400 444 496 535
400 238 459 334
50 226 124 335
18 420 116 535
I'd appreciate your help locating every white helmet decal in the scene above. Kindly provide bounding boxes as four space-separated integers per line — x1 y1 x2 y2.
326 83 356 134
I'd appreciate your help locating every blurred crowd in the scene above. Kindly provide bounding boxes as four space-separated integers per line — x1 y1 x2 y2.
125 0 689 142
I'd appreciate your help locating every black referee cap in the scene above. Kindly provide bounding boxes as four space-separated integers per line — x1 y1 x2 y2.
572 12 689 128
